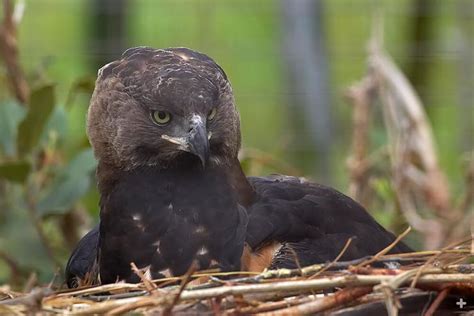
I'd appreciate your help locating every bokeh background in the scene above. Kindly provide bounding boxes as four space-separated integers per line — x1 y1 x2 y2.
0 0 472 285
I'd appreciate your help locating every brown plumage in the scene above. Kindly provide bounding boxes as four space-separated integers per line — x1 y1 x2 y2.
86 47 248 284
66 47 411 288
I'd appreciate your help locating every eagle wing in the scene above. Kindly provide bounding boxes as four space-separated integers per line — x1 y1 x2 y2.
65 225 99 288
244 175 412 269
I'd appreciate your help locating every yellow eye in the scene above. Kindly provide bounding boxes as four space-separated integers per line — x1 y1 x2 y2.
151 111 172 125
208 108 217 121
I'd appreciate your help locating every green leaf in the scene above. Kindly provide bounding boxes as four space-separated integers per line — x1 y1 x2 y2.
0 101 27 156
0 192 54 281
0 160 31 183
65 76 96 108
17 85 56 156
40 105 68 145
37 148 97 216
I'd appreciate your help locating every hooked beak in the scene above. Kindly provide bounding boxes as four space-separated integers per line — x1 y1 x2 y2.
161 114 210 167
187 115 209 167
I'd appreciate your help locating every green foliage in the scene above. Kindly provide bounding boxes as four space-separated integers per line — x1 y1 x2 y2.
0 161 31 183
0 83 96 285
0 194 53 280
17 85 56 156
0 101 26 157
37 149 96 217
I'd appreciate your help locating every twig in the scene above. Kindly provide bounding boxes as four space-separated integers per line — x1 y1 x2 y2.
58 273 474 315
355 226 411 268
260 286 373 315
104 263 198 315
83 290 148 302
231 296 314 314
346 76 376 205
237 254 425 283
36 260 474 314
105 296 164 316
0 287 52 309
0 0 29 104
375 269 420 316
22 273 37 294
287 245 303 273
424 287 450 316
130 262 157 292
409 237 471 288
162 262 197 316
68 296 151 315
309 237 353 279
383 249 470 259
53 283 143 298
174 274 474 300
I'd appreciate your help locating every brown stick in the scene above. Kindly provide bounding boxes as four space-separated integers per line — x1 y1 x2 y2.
105 296 165 316
309 237 353 279
232 296 314 314
346 77 376 206
409 237 472 289
130 262 157 292
0 287 52 308
45 270 474 315
355 226 411 269
0 0 29 104
424 288 450 316
162 263 197 316
369 30 454 249
259 286 373 315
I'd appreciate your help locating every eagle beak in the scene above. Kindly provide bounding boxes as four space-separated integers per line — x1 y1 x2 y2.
187 115 209 167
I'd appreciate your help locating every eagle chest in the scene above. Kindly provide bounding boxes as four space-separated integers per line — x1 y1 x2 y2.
98 166 245 282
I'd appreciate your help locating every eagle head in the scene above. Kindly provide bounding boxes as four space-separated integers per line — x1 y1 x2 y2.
87 47 241 169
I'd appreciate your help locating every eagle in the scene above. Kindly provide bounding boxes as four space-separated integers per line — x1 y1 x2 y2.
65 47 411 288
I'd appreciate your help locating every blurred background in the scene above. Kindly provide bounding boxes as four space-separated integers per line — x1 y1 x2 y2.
0 0 472 286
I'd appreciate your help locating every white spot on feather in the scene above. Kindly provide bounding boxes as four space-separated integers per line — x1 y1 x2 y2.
197 247 208 256
195 226 206 234
132 214 145 231
176 53 190 61
210 156 222 166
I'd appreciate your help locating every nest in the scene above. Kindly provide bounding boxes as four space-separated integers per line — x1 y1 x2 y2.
1 239 473 315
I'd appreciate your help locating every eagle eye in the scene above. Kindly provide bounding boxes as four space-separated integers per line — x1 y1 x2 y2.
207 108 217 121
151 111 172 126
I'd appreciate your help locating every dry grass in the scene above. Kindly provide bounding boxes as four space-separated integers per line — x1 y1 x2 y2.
0 238 472 315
